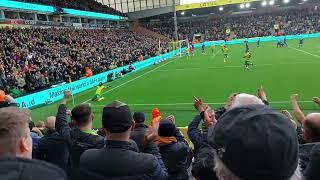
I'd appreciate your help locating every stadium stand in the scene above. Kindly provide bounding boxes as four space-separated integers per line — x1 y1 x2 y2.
14 0 124 16
144 7 320 40
0 28 169 96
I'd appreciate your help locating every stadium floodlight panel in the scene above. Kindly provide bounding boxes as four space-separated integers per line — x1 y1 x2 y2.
245 3 251 8
181 11 185 15
240 4 245 9
269 0 275 5
261 1 267 6
283 0 290 3
219 6 223 11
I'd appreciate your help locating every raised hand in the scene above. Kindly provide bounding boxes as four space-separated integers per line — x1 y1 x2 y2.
257 86 267 102
203 106 216 128
64 90 71 99
312 97 320 105
281 110 297 129
290 94 298 101
281 110 294 120
144 120 160 144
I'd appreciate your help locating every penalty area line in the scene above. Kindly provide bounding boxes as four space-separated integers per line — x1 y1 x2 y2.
289 46 320 58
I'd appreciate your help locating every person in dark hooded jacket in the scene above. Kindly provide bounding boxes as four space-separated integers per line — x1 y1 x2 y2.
56 91 105 179
79 100 168 180
130 111 148 152
155 119 192 180
0 156 67 180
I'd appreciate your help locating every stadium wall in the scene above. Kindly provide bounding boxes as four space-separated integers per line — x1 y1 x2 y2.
15 33 320 109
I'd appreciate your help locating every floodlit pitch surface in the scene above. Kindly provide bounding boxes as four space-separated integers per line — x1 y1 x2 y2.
31 39 320 128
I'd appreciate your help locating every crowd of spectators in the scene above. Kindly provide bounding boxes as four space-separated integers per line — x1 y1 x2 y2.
0 28 169 96
15 0 124 16
145 7 320 41
1 87 320 180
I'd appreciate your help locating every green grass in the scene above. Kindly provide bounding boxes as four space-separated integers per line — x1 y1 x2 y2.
31 39 320 128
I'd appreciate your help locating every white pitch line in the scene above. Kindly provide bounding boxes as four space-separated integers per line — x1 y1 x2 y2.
289 46 320 58
153 61 318 72
81 59 176 103
212 49 221 59
91 100 315 107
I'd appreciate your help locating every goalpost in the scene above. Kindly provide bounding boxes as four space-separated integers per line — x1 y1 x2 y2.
170 39 189 57
178 39 189 57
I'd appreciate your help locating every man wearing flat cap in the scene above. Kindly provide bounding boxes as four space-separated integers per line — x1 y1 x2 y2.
207 96 303 180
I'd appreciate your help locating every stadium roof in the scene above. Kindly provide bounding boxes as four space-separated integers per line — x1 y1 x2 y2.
176 0 260 11
1 0 122 20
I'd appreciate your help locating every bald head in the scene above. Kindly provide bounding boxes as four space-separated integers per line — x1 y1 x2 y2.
303 113 320 143
46 116 56 129
229 93 264 110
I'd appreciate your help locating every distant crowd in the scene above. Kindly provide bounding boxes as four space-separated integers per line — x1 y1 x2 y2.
15 0 123 16
145 7 320 40
0 28 169 96
1 87 320 180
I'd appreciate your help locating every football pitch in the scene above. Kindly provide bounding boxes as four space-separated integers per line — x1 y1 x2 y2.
31 39 320 128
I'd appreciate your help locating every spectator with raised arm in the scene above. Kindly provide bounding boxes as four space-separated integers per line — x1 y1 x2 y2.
188 98 218 180
36 116 69 171
290 94 320 175
55 90 105 179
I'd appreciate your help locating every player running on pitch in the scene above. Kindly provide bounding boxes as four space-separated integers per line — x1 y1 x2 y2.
257 38 261 48
185 46 190 58
244 40 250 52
201 44 205 54
91 82 110 101
221 45 229 62
243 51 253 70
189 44 194 56
299 37 304 48
211 44 216 56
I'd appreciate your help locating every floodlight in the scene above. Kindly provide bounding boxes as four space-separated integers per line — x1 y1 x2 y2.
245 3 250 8
261 1 267 6
219 6 223 11
240 4 245 8
269 0 275 5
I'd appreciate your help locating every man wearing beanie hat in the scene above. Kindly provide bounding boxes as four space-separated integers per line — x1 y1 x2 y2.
154 119 192 180
79 101 168 180
207 104 302 180
130 112 148 152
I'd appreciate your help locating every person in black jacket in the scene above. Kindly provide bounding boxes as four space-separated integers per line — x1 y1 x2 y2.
36 116 69 171
188 102 218 180
130 111 148 152
290 94 320 174
155 119 192 180
79 100 168 180
0 156 67 180
56 91 105 179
